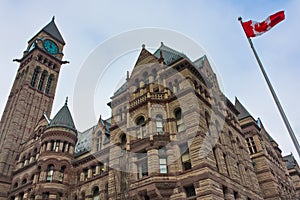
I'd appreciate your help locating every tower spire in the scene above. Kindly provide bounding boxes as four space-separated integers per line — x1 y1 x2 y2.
65 96 68 106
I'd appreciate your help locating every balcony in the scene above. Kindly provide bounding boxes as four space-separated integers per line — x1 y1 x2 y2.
129 92 165 109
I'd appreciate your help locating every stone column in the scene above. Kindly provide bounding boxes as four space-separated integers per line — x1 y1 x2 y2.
88 168 92 179
69 145 74 154
59 142 64 152
147 148 159 175
46 142 51 151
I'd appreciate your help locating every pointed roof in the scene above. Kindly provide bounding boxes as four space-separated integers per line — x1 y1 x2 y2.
283 153 297 170
48 98 76 132
193 55 207 69
234 97 252 120
41 17 65 45
153 42 188 65
134 46 159 68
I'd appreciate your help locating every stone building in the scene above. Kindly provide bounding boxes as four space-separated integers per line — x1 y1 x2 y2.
235 99 297 199
0 19 298 200
283 154 300 198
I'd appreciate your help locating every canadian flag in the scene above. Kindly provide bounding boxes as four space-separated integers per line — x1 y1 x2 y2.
242 11 285 38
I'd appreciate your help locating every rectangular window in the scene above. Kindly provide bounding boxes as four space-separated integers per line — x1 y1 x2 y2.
246 137 257 154
137 151 148 179
158 148 167 174
159 158 167 174
180 145 191 170
136 125 146 139
96 137 101 151
184 185 196 199
138 160 148 179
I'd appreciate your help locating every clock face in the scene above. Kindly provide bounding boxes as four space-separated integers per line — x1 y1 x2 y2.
43 39 58 54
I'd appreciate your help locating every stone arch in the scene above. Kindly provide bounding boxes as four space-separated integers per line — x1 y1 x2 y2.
30 66 41 87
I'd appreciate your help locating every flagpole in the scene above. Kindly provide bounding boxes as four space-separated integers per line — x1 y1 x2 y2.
238 17 300 159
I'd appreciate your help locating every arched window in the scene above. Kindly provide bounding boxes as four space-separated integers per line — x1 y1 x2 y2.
175 108 184 132
59 166 66 183
28 153 31 163
213 147 219 171
30 67 40 87
38 70 47 91
205 112 211 135
45 74 54 94
93 187 100 200
96 131 102 151
22 178 27 185
37 166 41 182
120 134 127 150
33 148 37 161
13 182 18 188
46 164 54 182
143 72 149 85
136 116 146 138
215 120 221 143
223 153 230 176
174 79 180 92
152 68 157 81
156 115 164 134
168 82 173 93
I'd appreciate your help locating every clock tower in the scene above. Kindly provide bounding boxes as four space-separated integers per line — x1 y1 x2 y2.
0 17 67 197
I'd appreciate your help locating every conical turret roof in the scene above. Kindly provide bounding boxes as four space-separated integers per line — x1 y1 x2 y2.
48 98 76 132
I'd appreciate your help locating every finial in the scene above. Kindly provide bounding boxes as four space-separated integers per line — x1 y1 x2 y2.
161 42 164 46
52 16 55 21
65 97 68 106
238 17 242 22
126 71 130 81
142 44 145 49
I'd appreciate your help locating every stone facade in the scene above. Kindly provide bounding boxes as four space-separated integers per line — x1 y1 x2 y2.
0 20 298 200
0 18 67 199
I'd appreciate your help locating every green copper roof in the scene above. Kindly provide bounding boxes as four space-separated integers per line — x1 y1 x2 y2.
153 42 188 65
42 17 65 45
48 99 76 132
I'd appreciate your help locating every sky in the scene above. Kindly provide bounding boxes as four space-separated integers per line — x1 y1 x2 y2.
0 1 299 160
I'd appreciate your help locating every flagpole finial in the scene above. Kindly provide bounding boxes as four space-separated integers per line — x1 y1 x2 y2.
238 17 242 22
